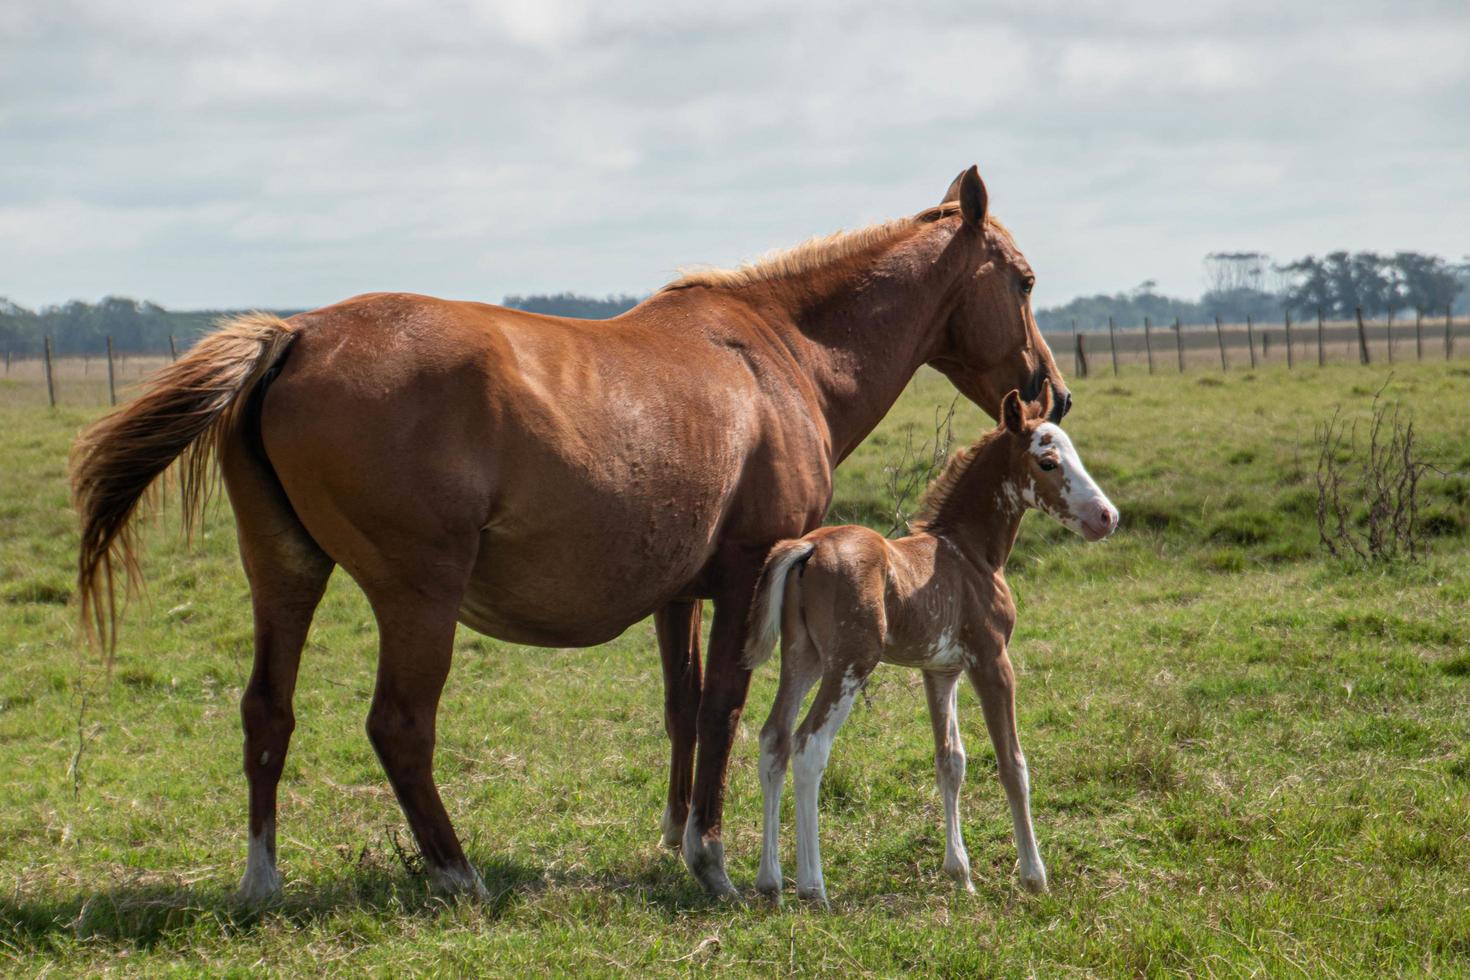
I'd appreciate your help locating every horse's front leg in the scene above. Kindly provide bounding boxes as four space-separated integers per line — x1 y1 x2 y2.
655 599 703 848
683 566 761 899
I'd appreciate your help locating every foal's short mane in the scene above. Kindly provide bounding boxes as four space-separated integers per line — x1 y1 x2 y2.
661 203 1016 292
908 428 1006 533
910 396 1042 533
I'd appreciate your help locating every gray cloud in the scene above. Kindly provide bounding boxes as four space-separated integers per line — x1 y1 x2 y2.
1 0 1466 309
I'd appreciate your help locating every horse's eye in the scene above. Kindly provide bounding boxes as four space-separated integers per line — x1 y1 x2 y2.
1038 458 1058 471
1021 278 1035 296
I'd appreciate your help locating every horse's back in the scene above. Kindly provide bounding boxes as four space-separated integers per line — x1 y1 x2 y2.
251 291 825 646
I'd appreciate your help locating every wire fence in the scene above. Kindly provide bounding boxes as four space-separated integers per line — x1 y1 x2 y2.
1064 308 1466 378
2 311 1467 409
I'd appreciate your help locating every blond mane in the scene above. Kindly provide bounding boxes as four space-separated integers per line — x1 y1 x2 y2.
662 202 1013 293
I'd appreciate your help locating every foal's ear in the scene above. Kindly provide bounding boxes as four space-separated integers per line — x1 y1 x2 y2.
1002 389 1025 434
1035 384 1054 422
943 165 988 229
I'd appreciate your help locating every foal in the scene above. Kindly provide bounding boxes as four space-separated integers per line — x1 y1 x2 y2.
744 388 1116 905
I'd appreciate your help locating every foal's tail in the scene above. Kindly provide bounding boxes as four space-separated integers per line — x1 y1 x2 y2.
71 313 298 656
743 539 816 669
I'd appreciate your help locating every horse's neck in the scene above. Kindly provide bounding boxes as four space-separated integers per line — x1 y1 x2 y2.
767 227 964 463
932 443 1026 574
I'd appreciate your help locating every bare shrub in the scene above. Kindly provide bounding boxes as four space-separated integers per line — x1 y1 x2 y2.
1315 392 1432 562
883 398 957 537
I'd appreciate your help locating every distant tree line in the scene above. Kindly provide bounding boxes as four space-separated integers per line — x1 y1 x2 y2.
5 252 1463 356
1035 251 1468 334
502 292 641 318
0 296 295 356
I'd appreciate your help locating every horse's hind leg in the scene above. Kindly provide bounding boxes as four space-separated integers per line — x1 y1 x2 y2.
655 599 702 848
361 568 487 897
223 444 334 902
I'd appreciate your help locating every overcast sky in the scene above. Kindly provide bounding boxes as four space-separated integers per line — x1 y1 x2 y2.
2 1 1466 311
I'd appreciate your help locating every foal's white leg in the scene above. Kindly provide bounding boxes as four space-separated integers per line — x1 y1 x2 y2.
922 671 973 893
968 651 1047 893
792 668 864 907
756 642 821 900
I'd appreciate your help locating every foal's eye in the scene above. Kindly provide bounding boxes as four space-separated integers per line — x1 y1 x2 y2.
1021 277 1035 296
1038 458 1058 471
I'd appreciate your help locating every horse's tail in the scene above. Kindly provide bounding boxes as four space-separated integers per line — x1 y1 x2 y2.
71 312 298 656
743 539 817 669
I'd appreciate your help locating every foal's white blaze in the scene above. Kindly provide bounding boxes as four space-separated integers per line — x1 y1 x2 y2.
1031 423 1117 540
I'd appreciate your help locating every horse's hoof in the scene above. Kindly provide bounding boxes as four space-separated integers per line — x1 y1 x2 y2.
754 874 783 903
430 863 490 900
236 864 282 904
682 818 740 899
1019 873 1049 895
660 805 684 850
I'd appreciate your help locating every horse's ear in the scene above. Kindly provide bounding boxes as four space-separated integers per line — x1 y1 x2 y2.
941 169 967 203
1035 384 1054 422
950 165 987 229
1002 389 1025 434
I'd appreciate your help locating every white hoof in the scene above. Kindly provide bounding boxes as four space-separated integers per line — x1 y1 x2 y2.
660 804 683 849
682 815 740 899
796 884 830 910
1019 869 1049 894
236 863 282 904
430 863 489 900
237 829 282 903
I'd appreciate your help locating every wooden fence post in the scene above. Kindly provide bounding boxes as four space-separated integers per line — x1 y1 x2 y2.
1386 310 1394 364
1356 307 1370 365
1174 317 1184 372
1317 308 1326 366
4 349 9 374
106 335 117 406
1215 314 1227 371
1263 332 1271 361
1143 316 1154 374
1245 315 1257 369
169 334 178 362
1071 319 1079 377
1107 316 1118 376
1075 332 1089 378
1415 310 1423 361
43 336 56 408
1284 311 1294 370
1449 306 1456 360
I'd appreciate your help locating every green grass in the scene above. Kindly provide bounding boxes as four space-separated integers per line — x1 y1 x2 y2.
2 362 1469 975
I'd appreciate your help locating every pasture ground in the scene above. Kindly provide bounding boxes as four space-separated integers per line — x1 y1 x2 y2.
1 361 1468 976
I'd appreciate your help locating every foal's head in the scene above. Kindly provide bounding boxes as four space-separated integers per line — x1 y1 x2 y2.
998 388 1117 541
924 166 1071 424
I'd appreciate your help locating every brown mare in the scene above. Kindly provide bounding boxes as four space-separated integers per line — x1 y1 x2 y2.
71 165 1070 900
744 388 1117 906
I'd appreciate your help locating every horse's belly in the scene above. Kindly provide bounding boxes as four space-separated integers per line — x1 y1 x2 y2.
455 515 717 647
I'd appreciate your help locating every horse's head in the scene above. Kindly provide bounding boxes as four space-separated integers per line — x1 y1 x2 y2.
925 165 1071 424
999 388 1116 542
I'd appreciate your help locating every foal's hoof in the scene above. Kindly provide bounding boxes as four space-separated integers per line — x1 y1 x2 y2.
754 874 783 904
795 886 830 911
1019 872 1049 895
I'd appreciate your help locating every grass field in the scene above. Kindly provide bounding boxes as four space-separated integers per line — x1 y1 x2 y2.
2 360 1468 975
